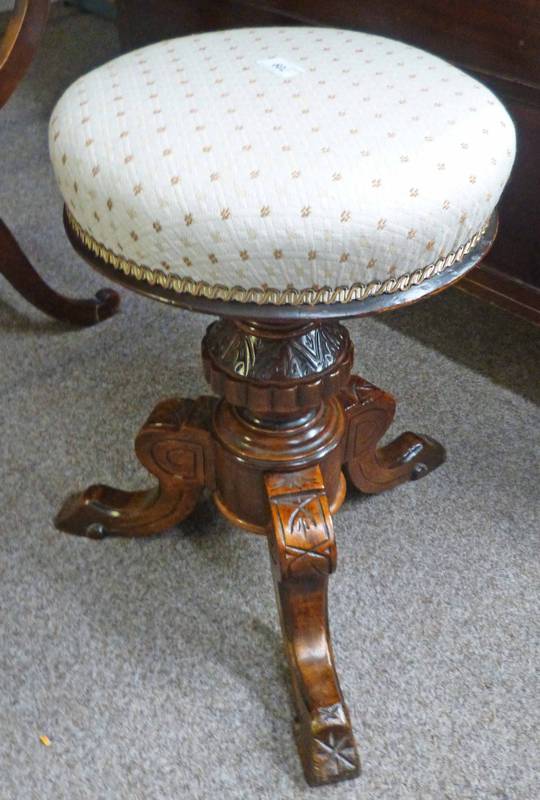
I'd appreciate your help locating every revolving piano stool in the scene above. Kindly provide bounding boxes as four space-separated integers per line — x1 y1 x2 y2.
50 27 515 786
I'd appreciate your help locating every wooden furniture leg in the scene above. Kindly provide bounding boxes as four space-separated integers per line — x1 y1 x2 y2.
1 3 119 325
55 319 447 786
340 375 445 494
55 396 216 538
0 219 120 325
265 466 361 786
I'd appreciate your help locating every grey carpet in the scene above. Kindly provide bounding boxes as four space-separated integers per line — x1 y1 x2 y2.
1 7 539 800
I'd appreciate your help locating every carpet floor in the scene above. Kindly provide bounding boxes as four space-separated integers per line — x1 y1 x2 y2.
1 7 539 800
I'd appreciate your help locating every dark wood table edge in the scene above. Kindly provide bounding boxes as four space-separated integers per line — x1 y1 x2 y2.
457 262 540 326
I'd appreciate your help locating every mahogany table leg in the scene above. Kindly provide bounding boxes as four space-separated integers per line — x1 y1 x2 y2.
55 396 216 539
340 375 445 494
265 466 361 786
0 219 120 325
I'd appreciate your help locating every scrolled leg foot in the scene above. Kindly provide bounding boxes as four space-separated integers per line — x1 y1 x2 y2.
90 287 121 323
296 702 360 786
0 219 120 326
340 376 445 494
265 466 361 786
55 396 216 538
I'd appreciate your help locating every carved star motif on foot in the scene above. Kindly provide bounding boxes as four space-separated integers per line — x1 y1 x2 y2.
314 731 359 777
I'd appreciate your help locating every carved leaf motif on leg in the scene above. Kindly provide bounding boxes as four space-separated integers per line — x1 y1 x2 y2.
268 482 335 578
340 375 445 494
265 466 360 786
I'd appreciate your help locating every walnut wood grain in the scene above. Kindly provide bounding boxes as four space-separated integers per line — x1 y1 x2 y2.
340 376 445 493
212 397 346 532
55 317 446 785
265 466 360 786
55 397 216 538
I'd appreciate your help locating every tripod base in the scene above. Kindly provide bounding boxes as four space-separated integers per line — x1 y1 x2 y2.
55 319 444 786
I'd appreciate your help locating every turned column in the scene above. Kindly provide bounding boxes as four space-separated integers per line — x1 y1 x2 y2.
202 318 354 533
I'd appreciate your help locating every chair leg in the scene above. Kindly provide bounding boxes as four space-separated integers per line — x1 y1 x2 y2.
265 466 361 786
340 375 445 494
55 397 216 539
0 219 119 325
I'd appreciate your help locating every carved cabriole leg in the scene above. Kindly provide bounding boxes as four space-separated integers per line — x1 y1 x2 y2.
340 376 445 494
265 466 360 786
55 396 216 538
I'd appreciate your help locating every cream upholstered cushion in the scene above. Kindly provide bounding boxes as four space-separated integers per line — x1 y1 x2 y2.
49 27 515 305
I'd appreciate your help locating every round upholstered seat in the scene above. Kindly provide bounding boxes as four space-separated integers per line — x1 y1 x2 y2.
49 27 515 306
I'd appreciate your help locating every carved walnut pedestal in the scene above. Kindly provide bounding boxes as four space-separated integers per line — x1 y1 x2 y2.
56 319 444 786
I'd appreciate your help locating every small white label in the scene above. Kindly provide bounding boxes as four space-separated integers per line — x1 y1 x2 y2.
257 57 305 78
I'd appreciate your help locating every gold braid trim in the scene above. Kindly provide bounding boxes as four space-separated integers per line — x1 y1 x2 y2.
66 209 490 306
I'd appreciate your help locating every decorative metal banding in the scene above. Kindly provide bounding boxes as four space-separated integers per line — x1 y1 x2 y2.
65 207 491 307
